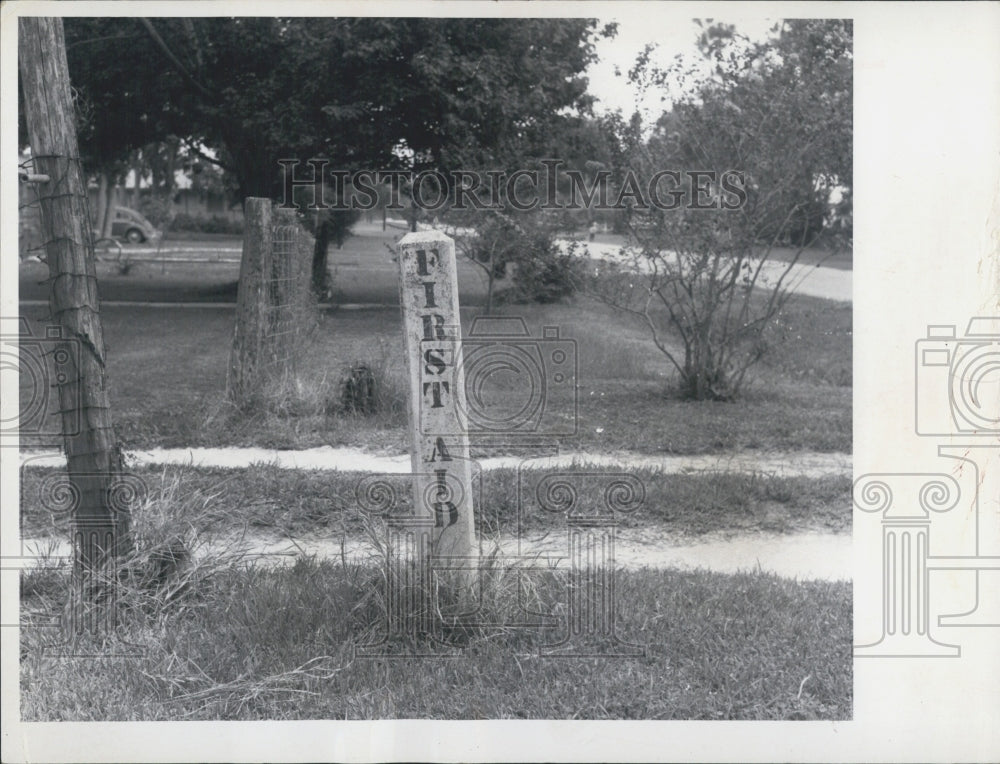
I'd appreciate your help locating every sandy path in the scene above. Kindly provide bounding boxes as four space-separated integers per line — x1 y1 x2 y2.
20 446 850 479
19 526 851 582
19 447 850 580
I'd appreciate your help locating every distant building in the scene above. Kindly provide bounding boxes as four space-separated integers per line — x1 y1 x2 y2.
18 148 243 258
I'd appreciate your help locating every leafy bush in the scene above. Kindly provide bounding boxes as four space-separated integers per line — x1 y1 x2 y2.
501 241 583 305
457 211 581 311
171 212 245 235
136 196 175 229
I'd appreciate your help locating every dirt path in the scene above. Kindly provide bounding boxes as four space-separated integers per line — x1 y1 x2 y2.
20 446 850 478
20 526 851 582
19 443 851 581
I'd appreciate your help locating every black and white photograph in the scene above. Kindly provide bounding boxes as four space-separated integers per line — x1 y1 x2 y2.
1 1 997 761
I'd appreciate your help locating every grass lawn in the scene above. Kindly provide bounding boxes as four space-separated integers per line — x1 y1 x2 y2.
16 225 853 722
18 292 851 454
20 462 851 540
19 220 851 453
20 557 851 720
19 460 851 722
18 229 492 305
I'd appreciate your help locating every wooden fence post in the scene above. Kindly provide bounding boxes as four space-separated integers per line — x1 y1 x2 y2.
19 17 129 591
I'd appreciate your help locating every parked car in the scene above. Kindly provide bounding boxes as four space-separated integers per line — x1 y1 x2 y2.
96 206 161 244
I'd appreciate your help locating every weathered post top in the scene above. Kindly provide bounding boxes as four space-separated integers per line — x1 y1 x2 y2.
397 231 477 561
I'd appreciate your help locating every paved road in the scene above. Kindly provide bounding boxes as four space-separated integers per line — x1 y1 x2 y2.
571 241 852 303
79 229 852 304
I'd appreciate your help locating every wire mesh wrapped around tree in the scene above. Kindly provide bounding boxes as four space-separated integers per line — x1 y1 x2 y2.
227 200 318 410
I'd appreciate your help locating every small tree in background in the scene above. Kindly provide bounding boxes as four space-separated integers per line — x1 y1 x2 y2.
291 181 359 299
453 212 510 314
591 20 852 401
454 210 581 313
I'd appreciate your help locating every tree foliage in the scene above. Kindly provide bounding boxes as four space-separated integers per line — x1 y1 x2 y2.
63 17 605 199
62 17 606 292
63 18 172 172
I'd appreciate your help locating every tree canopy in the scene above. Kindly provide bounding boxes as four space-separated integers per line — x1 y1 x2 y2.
634 19 852 244
63 17 609 200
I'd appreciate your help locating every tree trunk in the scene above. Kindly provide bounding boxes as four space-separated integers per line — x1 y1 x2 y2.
100 179 117 239
228 197 274 409
150 146 163 197
19 18 128 588
164 137 178 196
131 150 142 209
311 218 331 298
485 249 496 315
94 172 108 238
408 197 418 233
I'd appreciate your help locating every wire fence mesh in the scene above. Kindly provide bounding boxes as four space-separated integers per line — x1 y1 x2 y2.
264 219 317 377
227 201 318 410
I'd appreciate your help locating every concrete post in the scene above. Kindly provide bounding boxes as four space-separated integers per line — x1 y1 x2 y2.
397 231 477 563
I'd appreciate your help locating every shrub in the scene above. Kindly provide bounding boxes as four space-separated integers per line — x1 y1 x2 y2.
504 241 583 305
171 212 245 235
322 349 407 421
456 211 581 311
137 196 175 229
338 363 378 416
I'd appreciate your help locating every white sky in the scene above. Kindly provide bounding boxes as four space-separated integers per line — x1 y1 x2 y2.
586 14 779 119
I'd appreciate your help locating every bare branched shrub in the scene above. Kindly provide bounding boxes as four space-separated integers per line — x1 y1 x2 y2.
589 21 851 400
